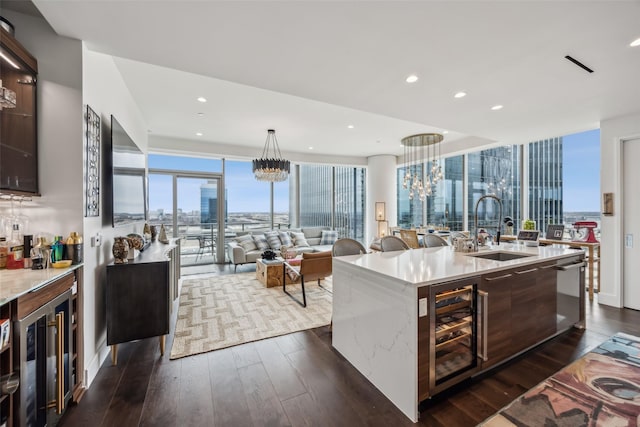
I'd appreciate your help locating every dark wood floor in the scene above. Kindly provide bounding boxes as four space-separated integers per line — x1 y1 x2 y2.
59 265 640 427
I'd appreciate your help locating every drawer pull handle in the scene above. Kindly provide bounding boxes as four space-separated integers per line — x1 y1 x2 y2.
514 268 538 275
484 273 513 281
555 261 587 271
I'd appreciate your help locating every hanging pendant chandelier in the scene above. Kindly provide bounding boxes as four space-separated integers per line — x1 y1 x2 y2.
401 133 444 201
252 129 291 182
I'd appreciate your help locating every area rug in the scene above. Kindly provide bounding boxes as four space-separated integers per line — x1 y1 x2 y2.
482 332 640 426
170 272 332 359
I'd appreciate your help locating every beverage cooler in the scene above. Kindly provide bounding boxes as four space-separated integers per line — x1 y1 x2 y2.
15 289 73 427
429 278 478 394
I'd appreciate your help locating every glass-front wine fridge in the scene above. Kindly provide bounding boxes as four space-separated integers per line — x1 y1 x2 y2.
429 277 478 394
16 289 73 427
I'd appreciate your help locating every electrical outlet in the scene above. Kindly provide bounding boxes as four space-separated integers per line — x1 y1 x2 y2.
91 233 102 247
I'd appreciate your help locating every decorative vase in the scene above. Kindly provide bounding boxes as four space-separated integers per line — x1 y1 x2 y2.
112 237 129 264
158 224 169 244
150 225 157 242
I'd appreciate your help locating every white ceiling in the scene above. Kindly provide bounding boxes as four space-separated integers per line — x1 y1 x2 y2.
27 1 640 159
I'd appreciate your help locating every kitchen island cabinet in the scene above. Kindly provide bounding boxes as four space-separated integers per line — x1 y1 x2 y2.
332 244 585 422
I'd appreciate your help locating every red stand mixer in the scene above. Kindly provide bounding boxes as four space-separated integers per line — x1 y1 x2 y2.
573 221 599 243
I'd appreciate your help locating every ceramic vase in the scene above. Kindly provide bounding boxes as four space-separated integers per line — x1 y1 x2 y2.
158 224 169 244
112 237 129 264
150 225 157 242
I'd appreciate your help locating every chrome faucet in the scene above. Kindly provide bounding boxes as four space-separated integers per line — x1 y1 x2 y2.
474 194 503 251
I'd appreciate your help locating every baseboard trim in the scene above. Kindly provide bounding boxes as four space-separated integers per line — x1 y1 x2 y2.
84 339 110 387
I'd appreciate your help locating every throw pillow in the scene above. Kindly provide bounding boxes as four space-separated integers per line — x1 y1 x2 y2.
235 234 258 251
291 231 310 247
320 230 338 245
279 231 293 247
252 234 270 251
264 230 282 249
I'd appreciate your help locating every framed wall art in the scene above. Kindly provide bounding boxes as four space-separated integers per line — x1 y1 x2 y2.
84 105 100 217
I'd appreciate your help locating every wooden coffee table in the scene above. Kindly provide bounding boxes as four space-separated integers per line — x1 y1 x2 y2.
256 258 301 287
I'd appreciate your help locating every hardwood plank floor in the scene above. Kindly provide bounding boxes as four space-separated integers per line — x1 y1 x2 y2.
59 265 640 427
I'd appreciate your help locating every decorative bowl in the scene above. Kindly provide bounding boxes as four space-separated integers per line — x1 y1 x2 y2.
51 260 72 268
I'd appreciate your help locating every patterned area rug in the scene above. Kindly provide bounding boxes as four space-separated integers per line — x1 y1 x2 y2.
482 332 640 426
170 272 332 359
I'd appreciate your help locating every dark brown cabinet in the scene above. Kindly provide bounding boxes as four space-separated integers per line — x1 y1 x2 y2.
106 240 179 364
0 28 39 195
479 259 568 370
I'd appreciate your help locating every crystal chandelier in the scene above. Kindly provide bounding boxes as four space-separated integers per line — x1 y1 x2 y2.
401 133 444 201
252 129 290 182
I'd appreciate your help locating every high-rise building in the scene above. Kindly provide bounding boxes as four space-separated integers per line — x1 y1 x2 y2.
529 137 563 229
297 165 366 241
200 181 218 224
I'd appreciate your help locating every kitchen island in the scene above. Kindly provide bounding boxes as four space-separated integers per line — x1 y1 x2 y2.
332 242 585 422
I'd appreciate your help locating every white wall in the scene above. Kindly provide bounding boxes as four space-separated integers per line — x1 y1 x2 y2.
599 111 640 308
367 155 397 244
82 46 148 384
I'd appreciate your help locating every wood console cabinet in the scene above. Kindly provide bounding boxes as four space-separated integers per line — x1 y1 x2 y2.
0 27 39 195
106 240 179 364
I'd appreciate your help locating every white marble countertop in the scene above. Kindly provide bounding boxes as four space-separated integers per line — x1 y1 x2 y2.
0 264 82 305
333 242 583 286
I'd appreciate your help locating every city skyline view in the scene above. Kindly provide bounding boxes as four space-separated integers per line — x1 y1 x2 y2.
148 128 601 219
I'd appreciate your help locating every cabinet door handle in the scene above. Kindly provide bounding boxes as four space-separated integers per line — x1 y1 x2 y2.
48 312 65 414
514 268 538 275
477 290 488 361
484 273 513 281
555 261 587 271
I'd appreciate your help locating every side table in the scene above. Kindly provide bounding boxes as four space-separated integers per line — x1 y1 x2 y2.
256 258 300 287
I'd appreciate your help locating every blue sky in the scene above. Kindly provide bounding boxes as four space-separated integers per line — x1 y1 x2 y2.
149 128 600 214
562 129 600 212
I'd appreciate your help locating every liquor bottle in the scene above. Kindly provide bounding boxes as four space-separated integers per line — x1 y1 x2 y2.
66 232 84 265
0 237 7 269
51 235 64 263
6 224 24 269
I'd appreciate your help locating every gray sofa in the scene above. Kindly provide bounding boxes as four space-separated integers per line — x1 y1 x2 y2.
227 227 336 272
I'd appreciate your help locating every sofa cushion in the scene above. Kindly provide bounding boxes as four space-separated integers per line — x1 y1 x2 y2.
279 231 293 247
320 230 338 245
235 234 258 251
252 234 270 251
302 227 326 239
290 231 310 247
264 230 282 249
312 244 334 253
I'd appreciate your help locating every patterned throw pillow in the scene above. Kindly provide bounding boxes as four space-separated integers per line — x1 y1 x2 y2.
279 231 293 247
320 230 338 245
290 231 310 247
264 230 282 249
235 234 257 251
252 234 270 251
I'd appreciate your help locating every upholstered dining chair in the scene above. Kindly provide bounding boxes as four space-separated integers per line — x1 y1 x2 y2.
332 238 366 256
380 235 410 252
423 234 449 248
282 251 332 307
399 229 421 249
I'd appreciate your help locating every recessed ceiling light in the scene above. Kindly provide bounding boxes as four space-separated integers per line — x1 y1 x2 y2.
197 112 204 116
196 132 203 136
491 105 504 111
308 146 314 150
631 38 640 47
347 125 354 129
405 74 419 83
197 97 207 103
443 130 449 134
454 91 467 98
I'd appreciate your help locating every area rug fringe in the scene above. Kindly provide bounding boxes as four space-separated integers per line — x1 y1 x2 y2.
170 273 332 359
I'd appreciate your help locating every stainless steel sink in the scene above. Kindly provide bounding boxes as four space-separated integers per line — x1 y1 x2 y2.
466 251 533 261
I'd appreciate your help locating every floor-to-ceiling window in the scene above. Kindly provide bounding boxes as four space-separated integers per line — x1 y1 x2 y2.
427 155 464 231
397 164 424 228
468 145 522 235
298 164 365 241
